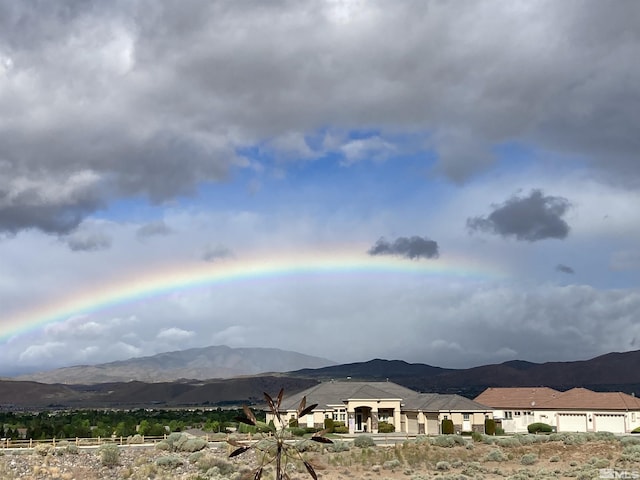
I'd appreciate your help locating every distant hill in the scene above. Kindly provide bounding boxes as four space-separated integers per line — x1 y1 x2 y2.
289 350 640 398
16 345 335 384
4 349 640 409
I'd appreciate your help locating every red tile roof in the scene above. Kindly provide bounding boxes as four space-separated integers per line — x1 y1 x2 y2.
475 387 640 411
474 387 560 409
537 388 640 411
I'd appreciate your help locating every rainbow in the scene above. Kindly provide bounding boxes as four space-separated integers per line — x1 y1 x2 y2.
0 249 507 342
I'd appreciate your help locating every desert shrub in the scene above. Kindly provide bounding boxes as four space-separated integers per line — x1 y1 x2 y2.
485 449 506 462
621 445 640 462
155 455 184 468
354 435 375 448
495 427 505 435
436 461 451 471
621 436 640 446
480 434 497 444
179 437 207 452
65 444 79 454
497 437 520 448
549 455 560 462
34 443 53 456
378 421 395 433
594 431 616 441
383 459 402 470
324 417 334 433
127 434 144 444
295 439 323 453
433 435 456 447
195 455 236 475
588 457 610 468
485 418 496 435
155 440 172 451
521 453 538 465
471 431 483 442
329 440 350 452
528 422 553 434
563 433 588 445
189 451 205 463
442 419 455 435
98 443 120 467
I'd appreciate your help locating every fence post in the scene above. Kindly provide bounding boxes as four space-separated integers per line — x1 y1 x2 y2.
29 438 33 448
53 437 56 448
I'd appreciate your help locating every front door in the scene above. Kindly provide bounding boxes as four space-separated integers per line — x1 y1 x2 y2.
356 413 363 431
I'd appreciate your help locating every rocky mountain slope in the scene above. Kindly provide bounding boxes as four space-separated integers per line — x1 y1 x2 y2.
16 345 335 384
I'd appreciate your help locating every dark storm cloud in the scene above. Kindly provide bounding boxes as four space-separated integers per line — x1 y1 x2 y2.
467 190 571 241
368 236 439 260
556 264 575 274
1 1 639 233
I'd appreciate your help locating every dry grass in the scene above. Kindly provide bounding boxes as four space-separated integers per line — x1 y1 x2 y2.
0 434 638 480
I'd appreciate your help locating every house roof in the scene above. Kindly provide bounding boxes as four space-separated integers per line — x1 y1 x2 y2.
278 381 417 410
475 387 640 411
474 387 560 409
404 393 491 412
278 381 492 413
537 388 640 411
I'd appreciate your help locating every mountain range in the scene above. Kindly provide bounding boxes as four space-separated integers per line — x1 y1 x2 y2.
16 345 335 384
3 347 639 409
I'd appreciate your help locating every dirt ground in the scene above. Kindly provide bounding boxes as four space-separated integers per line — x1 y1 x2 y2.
1 435 638 480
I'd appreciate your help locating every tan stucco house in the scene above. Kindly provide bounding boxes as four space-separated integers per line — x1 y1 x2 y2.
268 381 493 435
475 387 640 434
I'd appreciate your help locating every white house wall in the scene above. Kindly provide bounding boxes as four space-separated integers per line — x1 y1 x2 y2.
494 408 640 434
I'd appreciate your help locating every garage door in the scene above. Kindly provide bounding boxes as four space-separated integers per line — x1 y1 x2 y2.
594 414 626 433
558 413 587 432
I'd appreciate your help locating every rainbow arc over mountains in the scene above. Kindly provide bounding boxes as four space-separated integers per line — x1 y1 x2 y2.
0 249 506 342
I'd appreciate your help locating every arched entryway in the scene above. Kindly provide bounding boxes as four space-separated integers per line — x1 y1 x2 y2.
354 406 372 433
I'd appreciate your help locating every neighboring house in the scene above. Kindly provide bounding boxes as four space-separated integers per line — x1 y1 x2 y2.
267 381 493 435
475 387 640 434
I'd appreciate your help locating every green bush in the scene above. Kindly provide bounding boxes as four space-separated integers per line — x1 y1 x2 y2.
485 418 496 435
378 421 395 433
289 427 306 437
324 418 335 433
527 422 553 434
353 435 375 448
333 422 349 433
442 419 454 435
632 426 640 434
521 453 538 465
98 443 120 467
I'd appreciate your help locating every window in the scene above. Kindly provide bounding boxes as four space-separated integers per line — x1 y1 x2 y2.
514 411 521 417
463 413 470 421
504 411 513 419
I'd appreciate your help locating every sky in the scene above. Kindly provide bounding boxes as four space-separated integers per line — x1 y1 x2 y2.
1 0 640 376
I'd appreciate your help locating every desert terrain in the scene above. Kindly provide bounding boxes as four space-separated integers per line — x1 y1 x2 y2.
1 432 639 480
